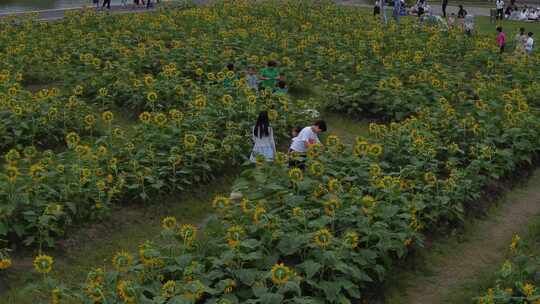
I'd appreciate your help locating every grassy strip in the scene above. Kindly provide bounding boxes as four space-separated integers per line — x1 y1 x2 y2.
0 170 239 303
383 169 540 304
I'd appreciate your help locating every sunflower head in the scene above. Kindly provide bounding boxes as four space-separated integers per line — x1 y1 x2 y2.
313 229 332 249
288 168 303 182
343 231 359 249
309 161 324 177
270 263 291 285
162 280 177 298
226 225 245 248
112 251 133 272
179 224 198 243
33 254 54 274
161 216 177 230
117 280 137 303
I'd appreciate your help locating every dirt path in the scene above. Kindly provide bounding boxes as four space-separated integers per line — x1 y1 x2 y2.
392 169 540 304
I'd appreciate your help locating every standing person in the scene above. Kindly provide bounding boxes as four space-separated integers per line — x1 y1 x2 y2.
259 60 280 92
246 66 259 91
249 111 276 163
121 0 128 7
496 0 504 20
497 26 506 53
416 0 426 18
381 0 388 24
102 0 111 9
457 5 467 18
525 32 534 55
514 27 527 53
442 0 448 17
464 14 474 36
93 0 100 9
374 0 381 16
393 0 401 23
288 120 327 168
146 0 152 8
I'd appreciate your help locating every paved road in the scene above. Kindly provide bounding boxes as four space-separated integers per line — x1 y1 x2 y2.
337 0 492 16
0 0 500 21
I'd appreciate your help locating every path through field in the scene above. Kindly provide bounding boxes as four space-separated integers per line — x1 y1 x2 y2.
386 169 540 304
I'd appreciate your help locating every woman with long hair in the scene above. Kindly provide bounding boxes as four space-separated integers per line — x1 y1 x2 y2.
249 111 276 163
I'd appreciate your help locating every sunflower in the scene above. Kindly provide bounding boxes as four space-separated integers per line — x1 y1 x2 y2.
162 280 177 298
288 167 303 182
112 251 133 272
226 225 245 248
98 87 108 97
101 111 114 123
267 109 278 121
86 268 105 285
82 114 96 127
117 280 137 303
73 85 84 96
8 86 18 96
274 152 288 165
247 95 257 105
307 143 323 159
169 109 184 122
253 206 267 225
0 258 12 270
240 198 251 214
183 134 197 149
369 164 382 177
353 140 369 157
369 144 383 157
343 231 359 249
6 166 20 183
518 101 529 113
313 229 332 249
153 113 168 127
65 132 80 147
270 263 290 285
323 198 341 216
29 164 46 181
147 91 158 102
327 178 341 193
195 68 204 76
179 224 197 243
292 207 302 218
33 254 54 274
308 161 324 177
207 72 216 81
212 195 231 210
424 172 437 185
221 94 233 107
325 135 340 146
138 111 151 124
144 75 154 86
161 216 177 230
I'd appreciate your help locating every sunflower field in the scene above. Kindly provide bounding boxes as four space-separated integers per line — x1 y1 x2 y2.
1 0 540 303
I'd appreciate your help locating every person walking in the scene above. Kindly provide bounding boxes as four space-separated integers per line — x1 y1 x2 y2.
442 0 448 17
393 0 401 23
102 0 111 9
93 0 100 9
496 0 505 20
288 120 327 169
457 5 467 18
497 26 506 53
249 111 277 163
525 32 534 55
374 0 381 16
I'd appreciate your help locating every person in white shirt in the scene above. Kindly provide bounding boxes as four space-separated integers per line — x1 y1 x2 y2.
289 120 327 168
289 121 327 153
525 32 534 55
496 0 504 20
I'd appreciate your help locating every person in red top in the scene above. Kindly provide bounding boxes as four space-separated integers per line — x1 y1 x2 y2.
497 26 506 53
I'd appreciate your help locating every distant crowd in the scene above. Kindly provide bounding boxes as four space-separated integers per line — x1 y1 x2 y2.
92 0 160 9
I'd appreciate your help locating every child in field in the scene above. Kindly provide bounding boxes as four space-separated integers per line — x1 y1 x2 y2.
223 63 238 89
497 26 506 53
246 66 259 91
260 60 280 91
525 32 534 55
274 80 288 95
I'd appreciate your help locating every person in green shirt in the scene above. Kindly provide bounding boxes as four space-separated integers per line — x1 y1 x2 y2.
259 60 280 91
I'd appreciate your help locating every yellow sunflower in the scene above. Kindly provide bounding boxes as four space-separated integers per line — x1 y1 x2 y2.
33 254 54 274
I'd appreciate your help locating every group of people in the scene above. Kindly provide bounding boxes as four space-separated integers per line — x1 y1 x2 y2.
497 26 535 54
92 0 159 10
231 61 289 95
497 0 540 22
249 111 327 168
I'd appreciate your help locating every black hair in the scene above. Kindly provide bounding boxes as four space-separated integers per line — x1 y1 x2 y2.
520 27 525 33
267 60 277 67
254 111 270 138
459 5 463 8
227 63 235 71
277 80 286 89
529 32 534 37
497 26 503 32
314 120 327 132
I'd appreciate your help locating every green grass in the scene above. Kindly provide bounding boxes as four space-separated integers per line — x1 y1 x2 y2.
0 171 240 304
384 170 540 304
475 16 540 35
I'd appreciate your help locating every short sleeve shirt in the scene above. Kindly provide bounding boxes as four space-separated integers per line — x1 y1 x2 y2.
289 127 319 153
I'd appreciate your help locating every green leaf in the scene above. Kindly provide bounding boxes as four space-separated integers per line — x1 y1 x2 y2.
234 268 257 286
299 260 322 279
260 292 284 304
319 281 341 303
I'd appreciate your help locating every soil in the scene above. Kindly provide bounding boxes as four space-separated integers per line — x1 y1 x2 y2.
394 169 540 304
